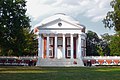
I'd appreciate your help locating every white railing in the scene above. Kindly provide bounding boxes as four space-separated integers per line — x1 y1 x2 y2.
0 56 38 66
0 56 37 59
83 56 120 60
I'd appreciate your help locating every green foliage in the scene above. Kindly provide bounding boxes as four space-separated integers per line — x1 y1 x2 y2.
101 33 111 43
100 33 111 56
97 46 104 56
109 32 120 56
0 0 34 56
86 30 100 56
103 0 120 56
86 31 111 56
22 29 38 56
103 0 120 31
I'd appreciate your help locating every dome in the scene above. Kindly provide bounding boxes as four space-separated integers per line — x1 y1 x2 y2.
40 13 80 25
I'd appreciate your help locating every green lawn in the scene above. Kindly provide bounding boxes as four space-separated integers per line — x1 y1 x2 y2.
0 66 120 80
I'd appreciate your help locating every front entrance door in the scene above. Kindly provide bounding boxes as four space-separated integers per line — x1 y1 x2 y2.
57 46 62 59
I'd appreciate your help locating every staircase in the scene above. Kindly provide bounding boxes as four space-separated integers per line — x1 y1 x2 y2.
36 58 84 67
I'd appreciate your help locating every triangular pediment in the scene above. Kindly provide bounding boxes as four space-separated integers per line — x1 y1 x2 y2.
38 18 83 30
34 13 86 34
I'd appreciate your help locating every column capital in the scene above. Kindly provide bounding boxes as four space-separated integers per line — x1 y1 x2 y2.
70 33 74 35
70 34 74 36
62 34 66 37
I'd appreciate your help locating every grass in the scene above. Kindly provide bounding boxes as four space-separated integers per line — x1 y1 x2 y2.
0 66 120 80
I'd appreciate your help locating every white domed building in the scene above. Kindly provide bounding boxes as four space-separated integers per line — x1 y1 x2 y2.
34 13 86 67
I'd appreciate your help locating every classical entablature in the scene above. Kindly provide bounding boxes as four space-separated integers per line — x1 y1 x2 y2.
34 13 86 67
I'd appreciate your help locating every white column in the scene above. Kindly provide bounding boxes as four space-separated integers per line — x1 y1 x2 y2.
77 34 81 59
38 34 42 58
46 34 50 58
41 36 44 58
70 34 74 59
62 34 65 58
54 34 57 58
36 34 42 66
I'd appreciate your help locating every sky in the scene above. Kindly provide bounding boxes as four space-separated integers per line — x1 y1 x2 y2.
26 0 115 35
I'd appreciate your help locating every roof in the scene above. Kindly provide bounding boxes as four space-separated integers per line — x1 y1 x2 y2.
34 13 84 28
41 13 79 24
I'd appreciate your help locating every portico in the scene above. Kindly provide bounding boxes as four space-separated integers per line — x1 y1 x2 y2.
34 13 86 66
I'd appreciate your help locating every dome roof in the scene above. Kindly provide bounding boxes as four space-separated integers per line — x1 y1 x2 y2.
40 13 80 25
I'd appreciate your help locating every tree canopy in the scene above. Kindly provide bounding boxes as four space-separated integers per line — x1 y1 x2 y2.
86 31 111 56
103 0 120 31
86 30 100 56
109 31 120 56
0 0 32 56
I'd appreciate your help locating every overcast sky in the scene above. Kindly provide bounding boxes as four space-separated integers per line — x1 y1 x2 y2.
26 0 115 35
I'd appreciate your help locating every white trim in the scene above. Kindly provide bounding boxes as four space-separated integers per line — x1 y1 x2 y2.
39 29 85 34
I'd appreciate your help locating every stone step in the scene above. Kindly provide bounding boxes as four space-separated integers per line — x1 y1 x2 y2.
36 58 84 67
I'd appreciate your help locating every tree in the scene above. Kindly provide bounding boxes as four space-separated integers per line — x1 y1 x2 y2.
100 33 111 56
86 31 111 56
22 28 38 56
86 30 100 56
103 0 120 56
109 31 120 56
0 0 30 56
103 0 120 31
99 41 110 56
101 33 111 43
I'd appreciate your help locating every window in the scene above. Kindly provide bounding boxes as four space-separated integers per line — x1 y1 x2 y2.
49 49 53 57
67 49 71 57
82 48 86 57
49 38 53 45
58 38 62 46
67 38 70 45
81 39 84 47
84 40 86 47
58 23 62 27
81 39 86 47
